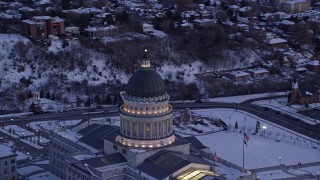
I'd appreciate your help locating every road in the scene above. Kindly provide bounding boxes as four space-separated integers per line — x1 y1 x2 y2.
1 95 319 143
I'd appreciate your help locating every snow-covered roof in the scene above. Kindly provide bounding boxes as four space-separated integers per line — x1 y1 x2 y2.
84 25 118 32
307 60 319 66
284 0 308 4
63 8 104 14
246 68 269 75
228 71 250 77
266 38 287 45
0 145 16 158
32 16 51 20
229 5 240 10
280 20 295 25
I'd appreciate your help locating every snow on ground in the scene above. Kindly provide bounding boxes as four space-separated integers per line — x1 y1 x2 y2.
26 171 60 180
252 98 318 124
256 170 294 180
157 61 203 83
197 132 320 169
27 119 81 131
193 109 320 169
207 92 287 103
298 166 320 175
0 112 32 118
17 166 44 175
23 98 68 112
20 139 43 149
0 125 34 138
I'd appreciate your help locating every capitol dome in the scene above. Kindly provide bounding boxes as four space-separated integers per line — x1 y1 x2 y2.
126 66 166 98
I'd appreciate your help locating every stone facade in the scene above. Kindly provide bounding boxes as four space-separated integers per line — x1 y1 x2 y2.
0 154 17 180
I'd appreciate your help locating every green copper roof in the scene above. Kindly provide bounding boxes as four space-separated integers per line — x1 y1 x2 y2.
127 67 167 98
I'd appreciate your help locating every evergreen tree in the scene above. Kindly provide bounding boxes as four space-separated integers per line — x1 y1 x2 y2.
113 96 118 105
287 92 292 103
29 102 36 112
84 98 91 107
40 90 44 98
235 121 238 129
105 95 112 104
28 91 32 99
255 120 260 133
51 94 56 100
94 95 101 105
61 0 71 10
46 91 51 99
76 96 82 107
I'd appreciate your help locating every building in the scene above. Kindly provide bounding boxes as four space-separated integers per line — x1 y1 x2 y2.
282 0 310 14
0 145 17 180
21 16 64 40
306 60 320 72
49 55 219 179
290 81 320 105
84 25 118 40
142 23 154 33
225 71 251 81
246 68 269 78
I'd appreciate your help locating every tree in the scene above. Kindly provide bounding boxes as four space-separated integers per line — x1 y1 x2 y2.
40 90 44 98
46 91 51 99
105 95 112 104
84 98 91 107
51 94 56 100
28 91 32 99
113 96 118 105
255 120 260 133
235 121 238 129
287 92 292 103
94 95 101 105
61 0 71 10
76 96 82 107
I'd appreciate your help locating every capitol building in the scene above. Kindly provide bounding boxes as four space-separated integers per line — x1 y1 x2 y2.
49 56 219 180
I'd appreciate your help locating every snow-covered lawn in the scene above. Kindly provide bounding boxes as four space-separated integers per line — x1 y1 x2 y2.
26 171 60 180
0 125 34 138
17 166 43 175
256 170 294 180
207 92 287 103
252 98 318 125
192 109 320 169
27 119 81 131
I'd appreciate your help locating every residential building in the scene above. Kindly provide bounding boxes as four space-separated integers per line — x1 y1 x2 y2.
225 71 251 81
21 16 64 40
290 81 320 105
0 145 17 180
246 68 269 78
306 60 320 72
84 25 118 40
282 0 310 14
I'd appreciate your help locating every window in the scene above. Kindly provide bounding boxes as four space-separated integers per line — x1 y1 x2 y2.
11 166 15 173
4 161 7 166
11 159 15 164
113 144 118 150
4 169 7 174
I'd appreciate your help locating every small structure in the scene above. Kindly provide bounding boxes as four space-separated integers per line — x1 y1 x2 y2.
282 0 310 14
142 23 154 33
225 71 251 81
306 60 320 72
84 25 118 40
246 68 269 78
33 91 40 101
181 108 192 123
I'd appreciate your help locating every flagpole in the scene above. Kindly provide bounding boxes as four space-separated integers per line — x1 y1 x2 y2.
243 132 244 169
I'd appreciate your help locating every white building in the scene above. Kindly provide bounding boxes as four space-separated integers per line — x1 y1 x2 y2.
0 145 17 180
142 23 154 33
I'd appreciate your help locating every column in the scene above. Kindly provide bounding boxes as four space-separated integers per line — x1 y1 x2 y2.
150 122 153 139
131 121 133 138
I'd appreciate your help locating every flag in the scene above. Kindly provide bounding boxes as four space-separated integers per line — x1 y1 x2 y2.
244 132 250 146
214 152 218 162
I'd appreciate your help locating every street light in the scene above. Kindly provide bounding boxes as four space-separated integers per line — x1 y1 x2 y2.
262 125 267 139
279 156 282 165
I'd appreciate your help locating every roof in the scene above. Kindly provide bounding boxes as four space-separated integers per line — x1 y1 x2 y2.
138 150 212 179
81 153 126 168
78 124 119 150
184 136 208 150
300 86 320 97
307 60 320 66
246 68 269 74
126 66 167 98
228 71 250 77
0 145 16 159
266 38 287 45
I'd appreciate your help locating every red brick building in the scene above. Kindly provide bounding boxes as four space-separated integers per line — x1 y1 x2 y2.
290 81 320 105
306 60 320 72
21 16 65 40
